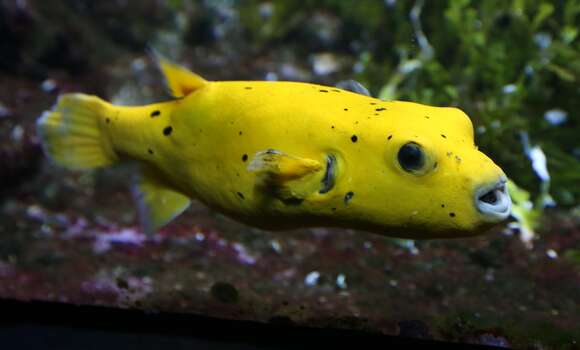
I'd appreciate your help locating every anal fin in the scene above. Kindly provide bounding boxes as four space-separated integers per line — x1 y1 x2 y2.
133 165 191 235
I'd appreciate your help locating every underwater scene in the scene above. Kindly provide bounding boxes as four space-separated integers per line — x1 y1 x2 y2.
1 1 579 348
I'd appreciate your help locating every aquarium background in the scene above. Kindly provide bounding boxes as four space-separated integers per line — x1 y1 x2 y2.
0 1 579 348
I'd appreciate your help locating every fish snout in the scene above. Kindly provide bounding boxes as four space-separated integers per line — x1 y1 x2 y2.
474 176 511 223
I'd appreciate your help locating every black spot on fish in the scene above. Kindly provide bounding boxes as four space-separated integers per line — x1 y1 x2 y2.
441 134 447 139
237 192 245 200
433 161 438 169
449 212 456 217
244 86 252 90
344 108 349 111
351 135 358 143
319 89 329 93
355 121 359 125
105 118 110 124
370 102 376 105
163 126 173 136
375 107 386 112
150 110 161 117
148 149 154 155
387 135 393 140
374 113 379 116
441 204 445 208
239 131 243 136
331 125 335 129
425 115 430 119
344 191 354 204
236 172 240 177
242 154 248 162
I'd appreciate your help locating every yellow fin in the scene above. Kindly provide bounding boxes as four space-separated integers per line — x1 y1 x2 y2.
36 93 118 170
247 149 323 204
150 50 208 98
247 149 323 182
133 166 191 235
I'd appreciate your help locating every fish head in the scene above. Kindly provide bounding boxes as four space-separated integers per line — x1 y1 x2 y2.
346 101 511 238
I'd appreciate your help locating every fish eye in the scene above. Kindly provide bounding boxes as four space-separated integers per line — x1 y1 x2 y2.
397 142 426 174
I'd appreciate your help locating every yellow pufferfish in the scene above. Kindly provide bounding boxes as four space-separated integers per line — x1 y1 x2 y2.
37 55 511 239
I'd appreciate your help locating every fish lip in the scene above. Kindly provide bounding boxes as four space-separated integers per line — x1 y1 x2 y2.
319 154 336 194
474 175 511 223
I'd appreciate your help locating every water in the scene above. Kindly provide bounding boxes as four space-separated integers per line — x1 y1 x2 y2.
0 1 578 348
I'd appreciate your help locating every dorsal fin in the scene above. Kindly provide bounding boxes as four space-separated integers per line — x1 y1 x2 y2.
149 49 208 98
335 80 371 96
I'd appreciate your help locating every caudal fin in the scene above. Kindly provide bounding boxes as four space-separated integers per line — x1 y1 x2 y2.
36 93 118 170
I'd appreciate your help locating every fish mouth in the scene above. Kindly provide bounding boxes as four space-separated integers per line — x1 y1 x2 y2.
319 154 336 194
474 175 511 223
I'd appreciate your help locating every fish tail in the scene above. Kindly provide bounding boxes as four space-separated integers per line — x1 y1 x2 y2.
36 93 118 170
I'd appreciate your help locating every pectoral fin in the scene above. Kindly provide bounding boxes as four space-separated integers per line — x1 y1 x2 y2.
247 149 322 181
247 149 323 203
132 166 191 235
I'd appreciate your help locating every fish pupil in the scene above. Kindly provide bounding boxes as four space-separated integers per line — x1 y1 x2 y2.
398 142 425 172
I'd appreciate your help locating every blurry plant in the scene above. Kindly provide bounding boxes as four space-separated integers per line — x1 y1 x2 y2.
504 132 555 245
507 179 542 247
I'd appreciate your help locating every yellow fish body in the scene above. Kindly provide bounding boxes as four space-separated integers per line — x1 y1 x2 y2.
37 56 511 239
